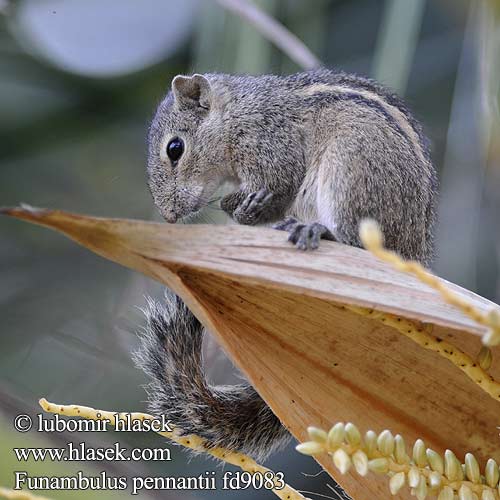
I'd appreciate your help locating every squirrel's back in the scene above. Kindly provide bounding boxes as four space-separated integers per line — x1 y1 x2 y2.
202 68 436 265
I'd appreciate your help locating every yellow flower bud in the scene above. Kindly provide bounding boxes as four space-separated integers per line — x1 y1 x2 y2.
307 426 327 444
368 457 389 474
352 450 368 476
296 441 324 456
465 452 480 483
485 458 500 488
389 472 405 495
327 423 345 449
333 448 351 474
345 422 361 446
426 448 444 474
377 429 395 456
413 439 427 467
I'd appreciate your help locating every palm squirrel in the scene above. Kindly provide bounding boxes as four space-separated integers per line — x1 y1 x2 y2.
134 68 438 461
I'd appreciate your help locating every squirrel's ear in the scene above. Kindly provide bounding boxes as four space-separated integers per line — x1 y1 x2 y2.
172 74 211 111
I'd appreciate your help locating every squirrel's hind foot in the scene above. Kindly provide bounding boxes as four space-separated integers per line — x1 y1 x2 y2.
273 217 336 250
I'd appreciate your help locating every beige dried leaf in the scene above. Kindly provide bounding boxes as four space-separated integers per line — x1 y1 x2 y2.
3 206 500 500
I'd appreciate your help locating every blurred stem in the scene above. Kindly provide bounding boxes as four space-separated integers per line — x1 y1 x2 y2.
214 0 321 70
191 0 229 72
0 0 10 16
233 0 276 74
435 1 487 288
478 0 500 161
279 0 329 74
372 0 426 95
479 1 500 302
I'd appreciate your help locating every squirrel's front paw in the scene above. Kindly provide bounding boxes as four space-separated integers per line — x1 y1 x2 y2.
273 217 336 250
229 189 274 226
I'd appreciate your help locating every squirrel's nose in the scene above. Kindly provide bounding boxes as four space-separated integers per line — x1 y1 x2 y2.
163 211 177 224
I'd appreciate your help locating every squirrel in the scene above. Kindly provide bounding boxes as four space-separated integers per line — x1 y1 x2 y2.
134 68 438 461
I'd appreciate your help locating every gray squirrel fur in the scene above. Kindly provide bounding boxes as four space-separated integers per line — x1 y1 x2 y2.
135 68 438 460
133 292 289 461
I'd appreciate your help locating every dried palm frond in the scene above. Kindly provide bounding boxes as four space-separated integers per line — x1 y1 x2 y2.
2 205 499 500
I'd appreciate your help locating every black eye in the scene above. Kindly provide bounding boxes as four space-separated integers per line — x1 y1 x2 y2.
166 137 184 163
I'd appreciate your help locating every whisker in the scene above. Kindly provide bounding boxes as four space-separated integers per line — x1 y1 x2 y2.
301 469 329 479
199 210 220 225
179 193 226 213
178 190 221 207
298 490 342 500
204 205 225 212
204 213 217 224
177 189 224 207
326 484 351 500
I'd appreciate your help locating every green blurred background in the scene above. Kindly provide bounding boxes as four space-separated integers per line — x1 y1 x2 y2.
1 0 499 499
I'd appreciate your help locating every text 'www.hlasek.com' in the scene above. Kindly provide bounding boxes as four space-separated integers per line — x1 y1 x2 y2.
11 413 285 495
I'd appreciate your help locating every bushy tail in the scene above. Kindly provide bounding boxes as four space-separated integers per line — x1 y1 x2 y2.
133 291 290 461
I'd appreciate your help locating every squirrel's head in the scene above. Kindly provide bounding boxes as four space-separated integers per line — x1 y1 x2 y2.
147 74 230 223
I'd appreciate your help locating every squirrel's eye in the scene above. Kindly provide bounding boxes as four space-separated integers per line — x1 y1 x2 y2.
166 137 184 164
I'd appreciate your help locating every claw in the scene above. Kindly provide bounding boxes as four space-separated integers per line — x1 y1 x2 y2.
275 219 336 250
287 224 305 245
245 189 273 214
232 189 274 225
240 191 257 212
272 216 298 231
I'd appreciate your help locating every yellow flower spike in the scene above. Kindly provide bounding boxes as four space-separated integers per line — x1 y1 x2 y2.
426 448 444 474
413 439 427 468
438 486 455 500
303 419 500 500
445 449 464 481
351 450 369 476
364 430 378 457
359 219 500 349
327 422 345 449
367 457 389 474
301 420 500 500
408 467 421 488
465 453 481 483
415 475 428 500
332 448 351 474
307 426 327 444
428 471 442 489
296 441 324 456
0 488 52 500
346 300 500 403
478 346 493 370
377 429 395 456
39 399 307 500
394 434 410 464
459 484 475 500
359 218 384 248
485 458 500 488
389 472 406 495
345 422 362 446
